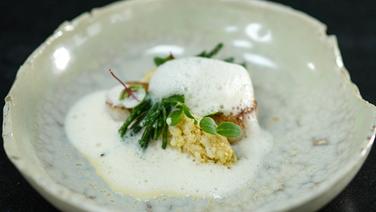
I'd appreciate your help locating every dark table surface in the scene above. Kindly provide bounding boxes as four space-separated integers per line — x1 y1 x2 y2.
1 0 375 211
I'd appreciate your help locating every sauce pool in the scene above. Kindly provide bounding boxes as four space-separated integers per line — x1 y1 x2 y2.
65 91 272 199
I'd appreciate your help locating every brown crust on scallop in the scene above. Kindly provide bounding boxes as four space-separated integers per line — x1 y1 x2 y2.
211 100 257 128
211 100 257 143
105 101 128 110
212 101 257 129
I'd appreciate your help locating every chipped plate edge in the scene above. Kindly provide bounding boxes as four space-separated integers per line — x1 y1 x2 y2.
2 0 376 211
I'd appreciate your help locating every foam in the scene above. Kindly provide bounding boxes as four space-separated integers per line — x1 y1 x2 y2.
65 91 272 199
149 57 254 116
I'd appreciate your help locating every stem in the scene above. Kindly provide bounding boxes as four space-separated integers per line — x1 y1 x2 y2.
108 69 138 101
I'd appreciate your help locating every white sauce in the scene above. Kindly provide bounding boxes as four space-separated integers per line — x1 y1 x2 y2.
66 91 272 199
149 57 254 116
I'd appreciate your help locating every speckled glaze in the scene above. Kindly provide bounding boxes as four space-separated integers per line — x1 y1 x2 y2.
2 0 376 211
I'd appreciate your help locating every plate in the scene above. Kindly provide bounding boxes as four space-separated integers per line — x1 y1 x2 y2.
3 0 376 211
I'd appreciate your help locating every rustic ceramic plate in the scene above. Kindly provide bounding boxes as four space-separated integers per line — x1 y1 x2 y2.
3 0 376 211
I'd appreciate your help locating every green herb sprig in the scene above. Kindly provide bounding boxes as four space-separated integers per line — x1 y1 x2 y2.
108 69 140 100
153 43 247 67
119 94 242 149
119 94 196 149
196 43 224 58
119 84 144 100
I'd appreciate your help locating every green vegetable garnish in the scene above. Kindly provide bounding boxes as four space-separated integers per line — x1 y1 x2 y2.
197 43 224 58
223 57 235 63
199 117 241 138
162 124 168 149
119 84 144 100
152 43 247 68
216 122 241 138
119 95 152 137
154 53 175 66
167 109 183 126
199 117 217 135
181 104 195 120
162 94 185 105
119 94 196 149
108 69 140 101
117 42 246 150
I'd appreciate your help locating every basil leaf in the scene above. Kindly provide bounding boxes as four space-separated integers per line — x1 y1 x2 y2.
216 122 241 138
167 109 183 126
199 117 217 135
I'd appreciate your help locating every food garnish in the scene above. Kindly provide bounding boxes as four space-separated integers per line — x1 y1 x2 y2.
199 117 241 138
153 43 246 67
108 69 140 101
107 43 248 165
119 94 198 149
